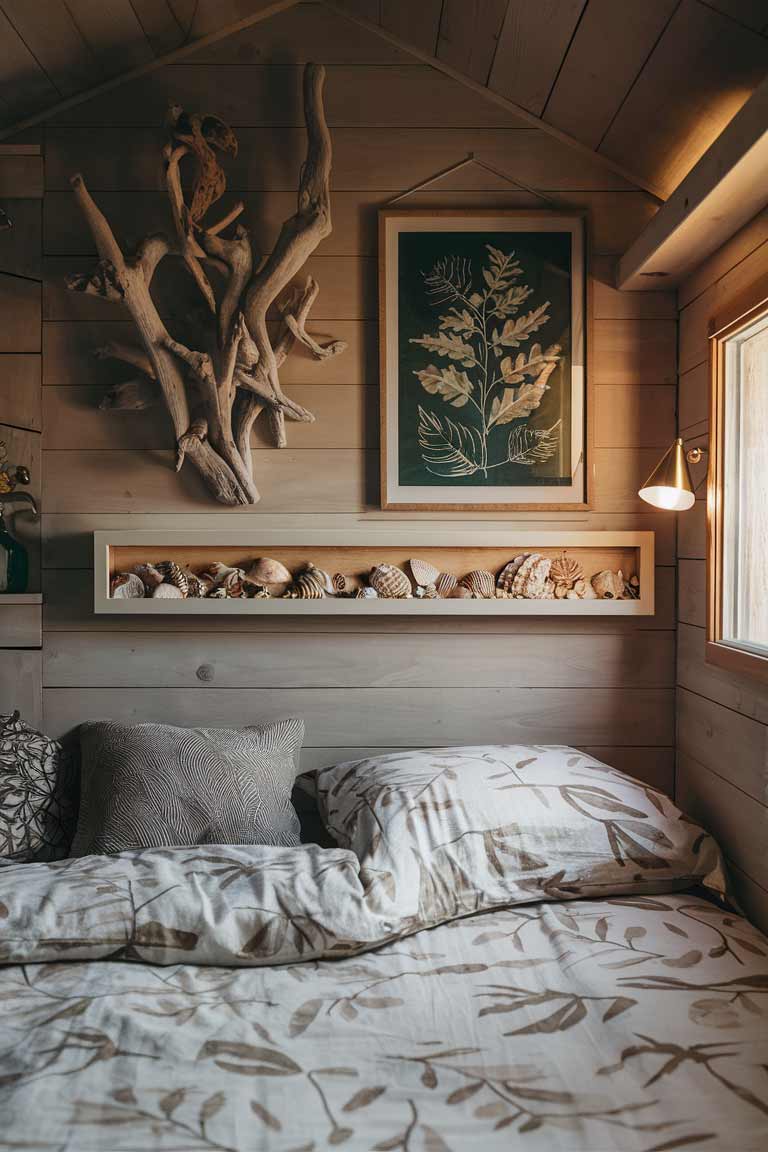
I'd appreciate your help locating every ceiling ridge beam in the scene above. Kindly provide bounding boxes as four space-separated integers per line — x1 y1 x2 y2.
0 0 302 142
322 0 666 201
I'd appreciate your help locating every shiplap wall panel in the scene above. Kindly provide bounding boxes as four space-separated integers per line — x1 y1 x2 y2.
0 650 41 726
0 354 41 430
677 215 768 928
436 0 509 85
489 0 586 116
42 686 674 746
33 7 677 797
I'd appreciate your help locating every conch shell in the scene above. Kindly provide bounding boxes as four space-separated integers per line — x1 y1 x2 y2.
591 569 625 600
458 569 495 599
369 564 411 599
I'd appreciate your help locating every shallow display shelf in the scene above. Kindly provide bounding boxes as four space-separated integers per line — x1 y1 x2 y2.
95 529 655 616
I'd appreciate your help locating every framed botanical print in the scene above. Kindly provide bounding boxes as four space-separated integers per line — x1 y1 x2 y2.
379 209 587 510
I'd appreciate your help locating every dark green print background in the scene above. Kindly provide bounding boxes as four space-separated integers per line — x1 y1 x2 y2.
397 229 573 487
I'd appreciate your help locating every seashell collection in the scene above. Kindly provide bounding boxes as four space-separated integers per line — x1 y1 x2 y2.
111 549 637 606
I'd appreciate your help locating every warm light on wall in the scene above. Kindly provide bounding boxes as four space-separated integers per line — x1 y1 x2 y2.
638 438 705 511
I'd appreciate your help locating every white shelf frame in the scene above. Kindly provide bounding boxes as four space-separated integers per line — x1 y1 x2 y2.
94 529 654 616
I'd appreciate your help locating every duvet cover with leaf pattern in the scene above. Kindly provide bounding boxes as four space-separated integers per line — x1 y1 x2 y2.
0 843 766 1151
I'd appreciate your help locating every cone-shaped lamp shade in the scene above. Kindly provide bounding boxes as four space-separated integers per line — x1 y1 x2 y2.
638 438 696 511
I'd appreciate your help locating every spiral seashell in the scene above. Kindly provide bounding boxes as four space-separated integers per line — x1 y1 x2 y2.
183 569 210 598
591 569 624 600
369 563 412 599
549 551 583 589
132 563 164 591
435 572 457 599
152 582 184 599
510 554 552 599
155 560 189 597
355 586 379 599
284 565 326 599
409 558 440 587
415 583 438 599
111 572 145 599
496 555 528 596
458 569 495 599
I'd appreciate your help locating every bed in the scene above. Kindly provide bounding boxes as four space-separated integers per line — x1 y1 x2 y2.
1 743 766 1151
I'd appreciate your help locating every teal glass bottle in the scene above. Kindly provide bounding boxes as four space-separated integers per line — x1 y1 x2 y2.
0 493 36 594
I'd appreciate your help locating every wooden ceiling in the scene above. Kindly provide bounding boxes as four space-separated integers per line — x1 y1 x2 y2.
1 0 766 200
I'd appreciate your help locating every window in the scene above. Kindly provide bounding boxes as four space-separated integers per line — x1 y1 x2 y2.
708 291 768 679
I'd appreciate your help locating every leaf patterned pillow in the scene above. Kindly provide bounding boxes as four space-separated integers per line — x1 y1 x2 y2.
0 711 76 865
317 745 728 926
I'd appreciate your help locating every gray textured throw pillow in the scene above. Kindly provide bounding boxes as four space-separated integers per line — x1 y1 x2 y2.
71 718 304 857
0 711 75 865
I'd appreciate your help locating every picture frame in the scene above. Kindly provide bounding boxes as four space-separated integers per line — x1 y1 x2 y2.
379 209 588 511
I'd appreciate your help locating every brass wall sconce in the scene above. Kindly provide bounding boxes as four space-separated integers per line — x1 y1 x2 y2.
638 437 707 511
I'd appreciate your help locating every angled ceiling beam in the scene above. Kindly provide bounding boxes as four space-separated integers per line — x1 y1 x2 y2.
0 0 301 142
618 74 768 290
322 0 666 201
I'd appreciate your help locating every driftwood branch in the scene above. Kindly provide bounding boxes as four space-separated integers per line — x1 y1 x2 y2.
66 63 343 506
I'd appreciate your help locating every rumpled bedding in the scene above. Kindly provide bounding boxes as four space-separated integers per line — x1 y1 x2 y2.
0 845 767 1150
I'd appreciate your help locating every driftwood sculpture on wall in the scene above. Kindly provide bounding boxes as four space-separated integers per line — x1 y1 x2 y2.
67 64 345 505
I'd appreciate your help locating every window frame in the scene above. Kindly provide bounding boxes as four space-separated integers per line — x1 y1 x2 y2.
707 285 768 681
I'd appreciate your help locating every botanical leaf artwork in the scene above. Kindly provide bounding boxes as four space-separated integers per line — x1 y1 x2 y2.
401 236 571 486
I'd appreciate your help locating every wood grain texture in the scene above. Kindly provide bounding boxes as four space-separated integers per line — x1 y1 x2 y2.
0 154 43 196
678 558 706 627
0 10 58 126
677 751 767 893
678 362 708 432
0 273 40 351
677 498 706 561
593 385 675 448
42 188 659 257
0 355 41 430
678 206 768 310
48 64 527 129
44 126 635 191
600 0 768 198
489 0 586 116
543 0 677 148
43 631 674 689
436 0 508 84
0 603 40 647
0 0 96 97
678 623 768 726
379 0 443 54
0 649 41 725
63 0 154 75
42 385 377 451
41 684 675 744
678 686 768 805
591 319 677 385
0 198 41 279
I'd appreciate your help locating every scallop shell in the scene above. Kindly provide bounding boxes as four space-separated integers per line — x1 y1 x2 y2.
591 569 624 600
307 564 334 595
496 555 528 595
369 563 412 599
245 557 292 593
111 572 145 599
409 558 440 587
435 572 457 599
284 565 326 599
152 582 184 599
510 554 552 599
132 563 164 591
156 560 188 597
458 569 495 599
415 583 438 599
549 552 583 589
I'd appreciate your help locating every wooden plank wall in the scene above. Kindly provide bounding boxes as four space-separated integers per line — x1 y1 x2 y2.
22 4 678 786
677 205 768 931
0 140 42 725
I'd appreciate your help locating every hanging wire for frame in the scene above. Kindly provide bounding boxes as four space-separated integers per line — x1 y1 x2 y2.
386 152 558 206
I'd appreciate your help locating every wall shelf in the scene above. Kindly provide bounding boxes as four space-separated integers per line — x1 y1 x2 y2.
95 529 655 616
0 593 42 604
